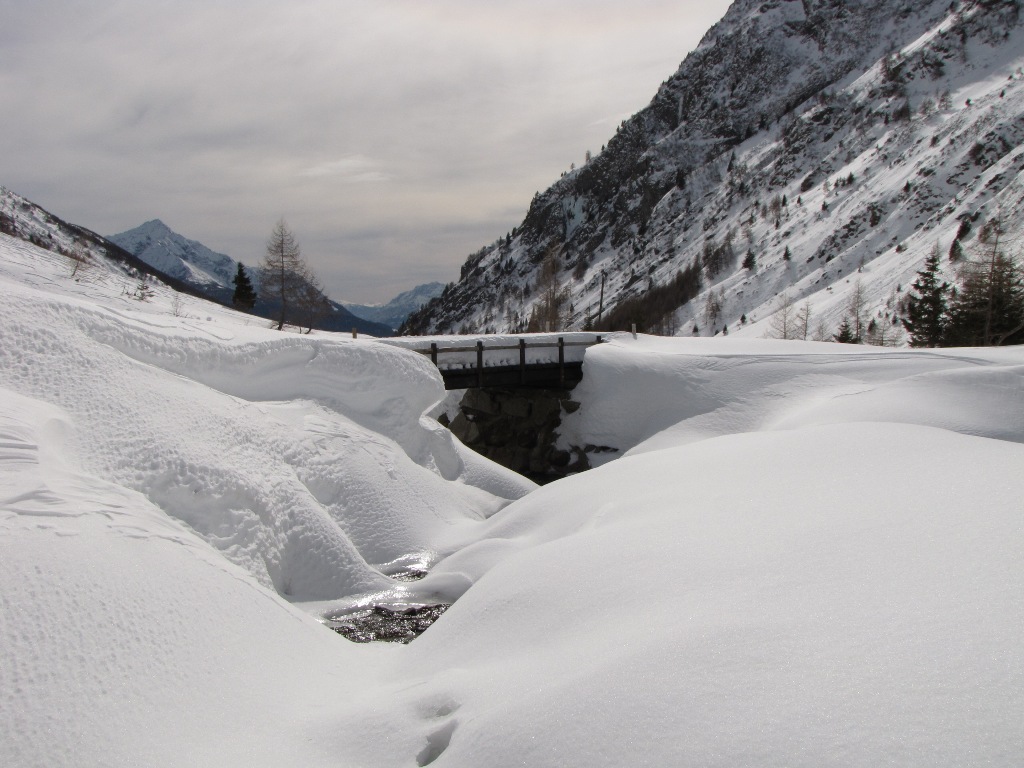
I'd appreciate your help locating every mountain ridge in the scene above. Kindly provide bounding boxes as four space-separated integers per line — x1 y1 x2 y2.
108 219 238 291
0 190 393 335
404 0 1024 342
345 282 445 330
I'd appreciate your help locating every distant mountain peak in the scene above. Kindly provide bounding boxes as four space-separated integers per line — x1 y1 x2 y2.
346 281 445 331
108 220 238 290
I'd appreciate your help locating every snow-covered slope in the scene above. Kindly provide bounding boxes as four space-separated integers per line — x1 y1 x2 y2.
406 0 1024 343
108 218 238 289
2 229 1023 765
346 281 445 331
0 231 532 600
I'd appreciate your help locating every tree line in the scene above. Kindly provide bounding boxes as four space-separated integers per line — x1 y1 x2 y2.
904 216 1024 347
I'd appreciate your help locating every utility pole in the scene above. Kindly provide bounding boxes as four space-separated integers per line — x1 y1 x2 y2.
598 270 606 322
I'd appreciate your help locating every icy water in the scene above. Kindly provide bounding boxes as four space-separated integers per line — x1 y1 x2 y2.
327 604 451 644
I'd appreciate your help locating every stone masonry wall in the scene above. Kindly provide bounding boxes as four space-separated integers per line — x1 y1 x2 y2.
439 387 590 484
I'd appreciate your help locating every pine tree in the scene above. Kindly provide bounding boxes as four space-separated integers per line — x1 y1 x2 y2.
742 250 757 271
833 316 857 343
534 248 568 332
904 246 949 347
948 238 964 262
232 263 257 311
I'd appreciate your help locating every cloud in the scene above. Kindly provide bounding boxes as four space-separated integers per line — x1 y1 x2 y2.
299 156 391 183
0 0 733 302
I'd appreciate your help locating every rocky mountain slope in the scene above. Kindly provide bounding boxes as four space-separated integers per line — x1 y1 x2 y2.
108 219 238 291
346 282 445 331
404 0 1024 342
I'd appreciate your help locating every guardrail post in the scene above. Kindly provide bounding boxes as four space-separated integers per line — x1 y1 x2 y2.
519 338 527 385
476 340 484 388
430 342 438 366
558 336 565 389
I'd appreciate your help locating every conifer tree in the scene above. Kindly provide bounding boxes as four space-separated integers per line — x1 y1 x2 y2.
232 263 257 311
944 251 1024 345
904 246 949 347
260 219 309 331
833 316 857 343
944 216 1024 345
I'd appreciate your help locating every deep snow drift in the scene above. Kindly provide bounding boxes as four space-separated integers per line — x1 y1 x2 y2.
2 232 1022 766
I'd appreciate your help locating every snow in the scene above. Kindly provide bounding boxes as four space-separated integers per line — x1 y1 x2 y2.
558 333 1024 463
2 231 1023 766
418 1 1024 351
107 218 239 289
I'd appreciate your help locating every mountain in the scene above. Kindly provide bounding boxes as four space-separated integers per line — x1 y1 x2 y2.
108 219 238 292
346 282 445 331
108 218 393 335
404 0 1024 342
0 189 393 335
0 185 219 299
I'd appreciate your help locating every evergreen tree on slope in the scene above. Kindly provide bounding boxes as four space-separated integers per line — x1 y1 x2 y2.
232 263 258 311
944 218 1024 346
904 245 949 347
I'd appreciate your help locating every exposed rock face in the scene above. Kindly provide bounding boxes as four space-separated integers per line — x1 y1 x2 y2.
404 0 1024 341
441 388 592 483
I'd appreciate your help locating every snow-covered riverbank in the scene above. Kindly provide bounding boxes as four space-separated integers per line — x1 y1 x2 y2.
2 232 1022 766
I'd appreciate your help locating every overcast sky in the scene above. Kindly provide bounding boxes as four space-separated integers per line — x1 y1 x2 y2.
1 0 732 303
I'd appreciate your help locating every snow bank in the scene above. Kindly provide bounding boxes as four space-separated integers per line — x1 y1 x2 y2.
3 232 1022 766
560 334 1024 462
0 234 533 602
369 421 1024 767
0 390 391 768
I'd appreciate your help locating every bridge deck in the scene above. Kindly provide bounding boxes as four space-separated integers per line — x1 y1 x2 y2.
438 361 585 391
403 335 602 390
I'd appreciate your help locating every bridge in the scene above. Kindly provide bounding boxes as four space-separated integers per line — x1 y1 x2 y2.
407 335 604 390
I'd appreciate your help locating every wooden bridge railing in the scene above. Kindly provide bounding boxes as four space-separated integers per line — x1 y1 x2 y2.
415 336 603 389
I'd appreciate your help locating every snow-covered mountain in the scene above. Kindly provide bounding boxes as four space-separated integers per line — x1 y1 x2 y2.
346 281 445 331
108 218 238 291
405 0 1024 341
0 185 211 298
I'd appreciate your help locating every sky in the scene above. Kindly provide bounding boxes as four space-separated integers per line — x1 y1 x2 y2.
0 0 732 303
